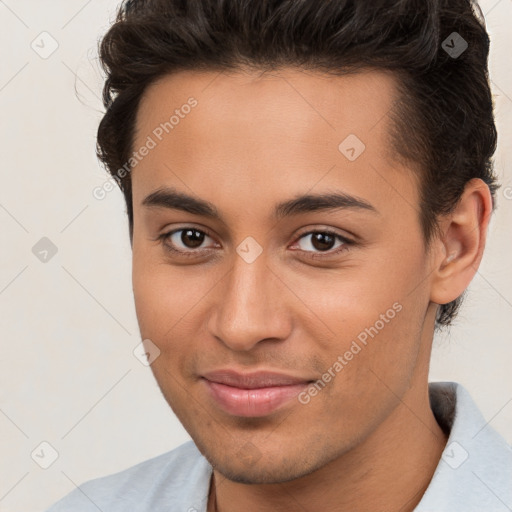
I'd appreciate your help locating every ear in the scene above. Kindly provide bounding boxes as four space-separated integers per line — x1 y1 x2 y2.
429 178 493 306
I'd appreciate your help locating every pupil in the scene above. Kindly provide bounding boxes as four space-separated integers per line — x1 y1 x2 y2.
312 233 334 251
182 229 204 248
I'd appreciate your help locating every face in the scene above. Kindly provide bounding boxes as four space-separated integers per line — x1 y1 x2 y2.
131 67 438 484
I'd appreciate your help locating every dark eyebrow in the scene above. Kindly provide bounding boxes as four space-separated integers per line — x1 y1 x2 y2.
274 191 378 218
142 187 220 219
141 187 378 220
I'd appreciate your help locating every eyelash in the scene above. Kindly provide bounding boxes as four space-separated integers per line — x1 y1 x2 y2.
157 227 353 261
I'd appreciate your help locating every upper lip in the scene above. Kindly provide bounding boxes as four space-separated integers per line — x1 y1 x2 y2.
202 369 313 389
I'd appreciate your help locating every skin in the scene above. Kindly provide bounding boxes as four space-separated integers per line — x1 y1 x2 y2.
130 67 492 511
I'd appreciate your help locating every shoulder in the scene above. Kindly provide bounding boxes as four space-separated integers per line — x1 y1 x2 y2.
417 381 512 511
44 440 212 512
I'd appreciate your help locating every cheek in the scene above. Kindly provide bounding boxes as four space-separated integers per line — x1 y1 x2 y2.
292 243 428 382
132 254 194 333
132 262 197 390
131 254 224 359
301 282 411 379
281 256 416 352
132 259 164 338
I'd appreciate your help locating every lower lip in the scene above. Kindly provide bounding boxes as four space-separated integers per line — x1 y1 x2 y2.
202 378 310 417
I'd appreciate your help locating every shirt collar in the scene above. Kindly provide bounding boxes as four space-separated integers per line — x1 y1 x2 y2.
415 381 512 511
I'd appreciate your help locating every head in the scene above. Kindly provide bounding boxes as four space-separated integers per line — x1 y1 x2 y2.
96 0 498 484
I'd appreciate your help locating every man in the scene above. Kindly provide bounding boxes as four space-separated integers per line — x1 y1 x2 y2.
46 0 512 510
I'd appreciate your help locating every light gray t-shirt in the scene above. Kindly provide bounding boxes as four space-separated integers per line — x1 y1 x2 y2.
44 381 512 511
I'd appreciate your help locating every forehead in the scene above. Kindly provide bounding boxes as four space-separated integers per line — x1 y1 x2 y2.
134 66 399 148
131 67 419 221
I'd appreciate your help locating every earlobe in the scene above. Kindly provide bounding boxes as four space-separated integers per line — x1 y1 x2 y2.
429 178 493 306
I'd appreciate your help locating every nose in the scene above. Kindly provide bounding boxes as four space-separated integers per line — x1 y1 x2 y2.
207 249 292 352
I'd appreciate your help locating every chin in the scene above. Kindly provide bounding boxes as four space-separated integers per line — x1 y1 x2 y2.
215 464 310 485
204 448 327 485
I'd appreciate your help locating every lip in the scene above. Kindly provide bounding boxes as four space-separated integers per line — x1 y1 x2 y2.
201 369 313 417
202 369 312 388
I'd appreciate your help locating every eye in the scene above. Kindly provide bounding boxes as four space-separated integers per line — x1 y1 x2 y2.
158 227 218 257
290 229 352 259
157 226 353 260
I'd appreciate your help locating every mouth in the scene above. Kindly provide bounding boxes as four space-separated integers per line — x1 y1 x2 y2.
200 369 314 417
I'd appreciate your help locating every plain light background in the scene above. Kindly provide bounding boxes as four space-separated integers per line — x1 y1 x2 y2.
0 1 511 511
